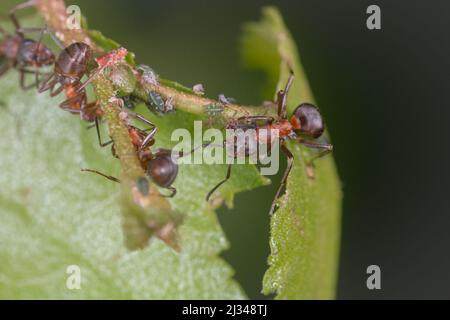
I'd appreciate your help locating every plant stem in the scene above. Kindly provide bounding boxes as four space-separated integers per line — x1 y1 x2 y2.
133 79 277 120
94 76 144 180
35 0 144 183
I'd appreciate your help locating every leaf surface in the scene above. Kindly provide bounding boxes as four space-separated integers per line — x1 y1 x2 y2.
0 70 266 298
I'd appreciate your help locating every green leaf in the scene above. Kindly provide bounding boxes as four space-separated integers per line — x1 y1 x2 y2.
241 7 342 299
0 70 267 298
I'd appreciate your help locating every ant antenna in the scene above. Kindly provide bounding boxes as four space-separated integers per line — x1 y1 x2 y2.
81 169 120 183
45 25 65 50
277 69 294 118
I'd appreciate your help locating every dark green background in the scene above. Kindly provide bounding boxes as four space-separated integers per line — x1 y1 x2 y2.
1 0 449 299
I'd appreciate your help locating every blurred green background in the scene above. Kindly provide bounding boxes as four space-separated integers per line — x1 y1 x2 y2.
1 0 449 299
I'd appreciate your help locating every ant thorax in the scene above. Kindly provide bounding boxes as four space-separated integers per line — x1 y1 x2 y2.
225 122 257 159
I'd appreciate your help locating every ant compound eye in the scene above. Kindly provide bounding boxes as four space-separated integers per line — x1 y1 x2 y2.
292 103 325 138
147 153 178 188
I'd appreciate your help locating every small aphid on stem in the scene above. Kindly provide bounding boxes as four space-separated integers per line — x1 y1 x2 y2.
137 64 159 85
192 83 205 95
165 96 175 113
218 94 237 105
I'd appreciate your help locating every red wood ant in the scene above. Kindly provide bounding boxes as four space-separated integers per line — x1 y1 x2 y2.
38 38 127 122
0 2 55 89
82 108 180 198
207 72 333 215
37 41 98 120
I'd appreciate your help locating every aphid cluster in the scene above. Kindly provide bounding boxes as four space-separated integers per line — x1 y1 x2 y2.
0 2 333 216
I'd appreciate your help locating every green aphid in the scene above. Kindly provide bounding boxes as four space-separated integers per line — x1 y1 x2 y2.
147 91 166 114
135 176 150 196
205 104 224 117
122 95 136 110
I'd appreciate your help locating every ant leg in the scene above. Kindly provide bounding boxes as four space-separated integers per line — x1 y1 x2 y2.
18 68 43 90
35 69 43 88
80 101 102 122
81 169 120 183
18 24 65 51
34 69 40 89
86 123 96 130
86 119 107 130
162 187 177 198
38 73 56 93
94 118 113 147
75 73 96 93
59 94 83 112
127 110 156 128
173 142 221 160
19 69 33 90
50 82 65 97
140 126 157 151
76 59 114 93
300 140 333 165
126 111 158 150
206 164 232 201
41 25 65 50
269 144 294 215
9 0 36 34
277 70 294 118
34 25 46 60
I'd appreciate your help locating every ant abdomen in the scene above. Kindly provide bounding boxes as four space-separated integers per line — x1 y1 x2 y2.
292 103 325 139
147 153 178 188
55 42 92 79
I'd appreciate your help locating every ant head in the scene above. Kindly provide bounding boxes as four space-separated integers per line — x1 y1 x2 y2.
290 103 325 139
147 152 178 188
18 40 55 66
35 44 55 66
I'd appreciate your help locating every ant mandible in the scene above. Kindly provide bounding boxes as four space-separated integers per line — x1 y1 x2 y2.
0 1 55 89
207 71 333 215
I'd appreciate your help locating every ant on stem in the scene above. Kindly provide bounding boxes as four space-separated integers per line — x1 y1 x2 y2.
0 1 55 89
207 71 333 215
38 31 127 122
37 41 99 120
82 107 180 197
